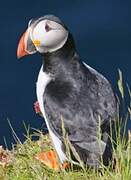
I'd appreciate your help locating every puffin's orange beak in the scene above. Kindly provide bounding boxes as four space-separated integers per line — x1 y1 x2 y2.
17 31 29 59
17 28 37 59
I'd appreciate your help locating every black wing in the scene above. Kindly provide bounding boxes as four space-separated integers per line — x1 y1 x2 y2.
44 60 117 166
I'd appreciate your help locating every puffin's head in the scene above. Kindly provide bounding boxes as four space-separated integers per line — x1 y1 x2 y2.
17 15 69 58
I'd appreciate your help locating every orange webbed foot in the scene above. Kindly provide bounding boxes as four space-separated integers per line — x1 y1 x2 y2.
35 150 70 171
35 150 60 171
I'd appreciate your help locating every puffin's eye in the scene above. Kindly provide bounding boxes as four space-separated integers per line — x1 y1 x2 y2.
45 24 52 32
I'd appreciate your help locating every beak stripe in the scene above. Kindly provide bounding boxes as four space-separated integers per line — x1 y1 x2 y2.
17 31 29 58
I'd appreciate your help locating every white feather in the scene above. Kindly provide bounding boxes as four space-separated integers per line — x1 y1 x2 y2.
36 65 67 163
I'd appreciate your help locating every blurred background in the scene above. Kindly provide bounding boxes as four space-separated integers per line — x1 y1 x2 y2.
0 0 130 148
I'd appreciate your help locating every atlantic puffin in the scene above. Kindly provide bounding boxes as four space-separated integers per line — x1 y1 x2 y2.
17 15 117 169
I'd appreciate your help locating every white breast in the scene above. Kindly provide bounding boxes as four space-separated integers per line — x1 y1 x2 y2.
36 65 67 163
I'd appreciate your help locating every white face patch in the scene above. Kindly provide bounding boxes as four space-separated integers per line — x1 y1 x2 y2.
31 20 68 53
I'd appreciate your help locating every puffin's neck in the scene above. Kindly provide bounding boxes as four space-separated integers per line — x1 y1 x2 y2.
41 33 79 76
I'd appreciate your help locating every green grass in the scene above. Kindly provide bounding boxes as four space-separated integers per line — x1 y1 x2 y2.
0 70 131 180
0 129 130 180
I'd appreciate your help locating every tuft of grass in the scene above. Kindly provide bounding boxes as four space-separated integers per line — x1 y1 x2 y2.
0 123 131 179
0 70 131 180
